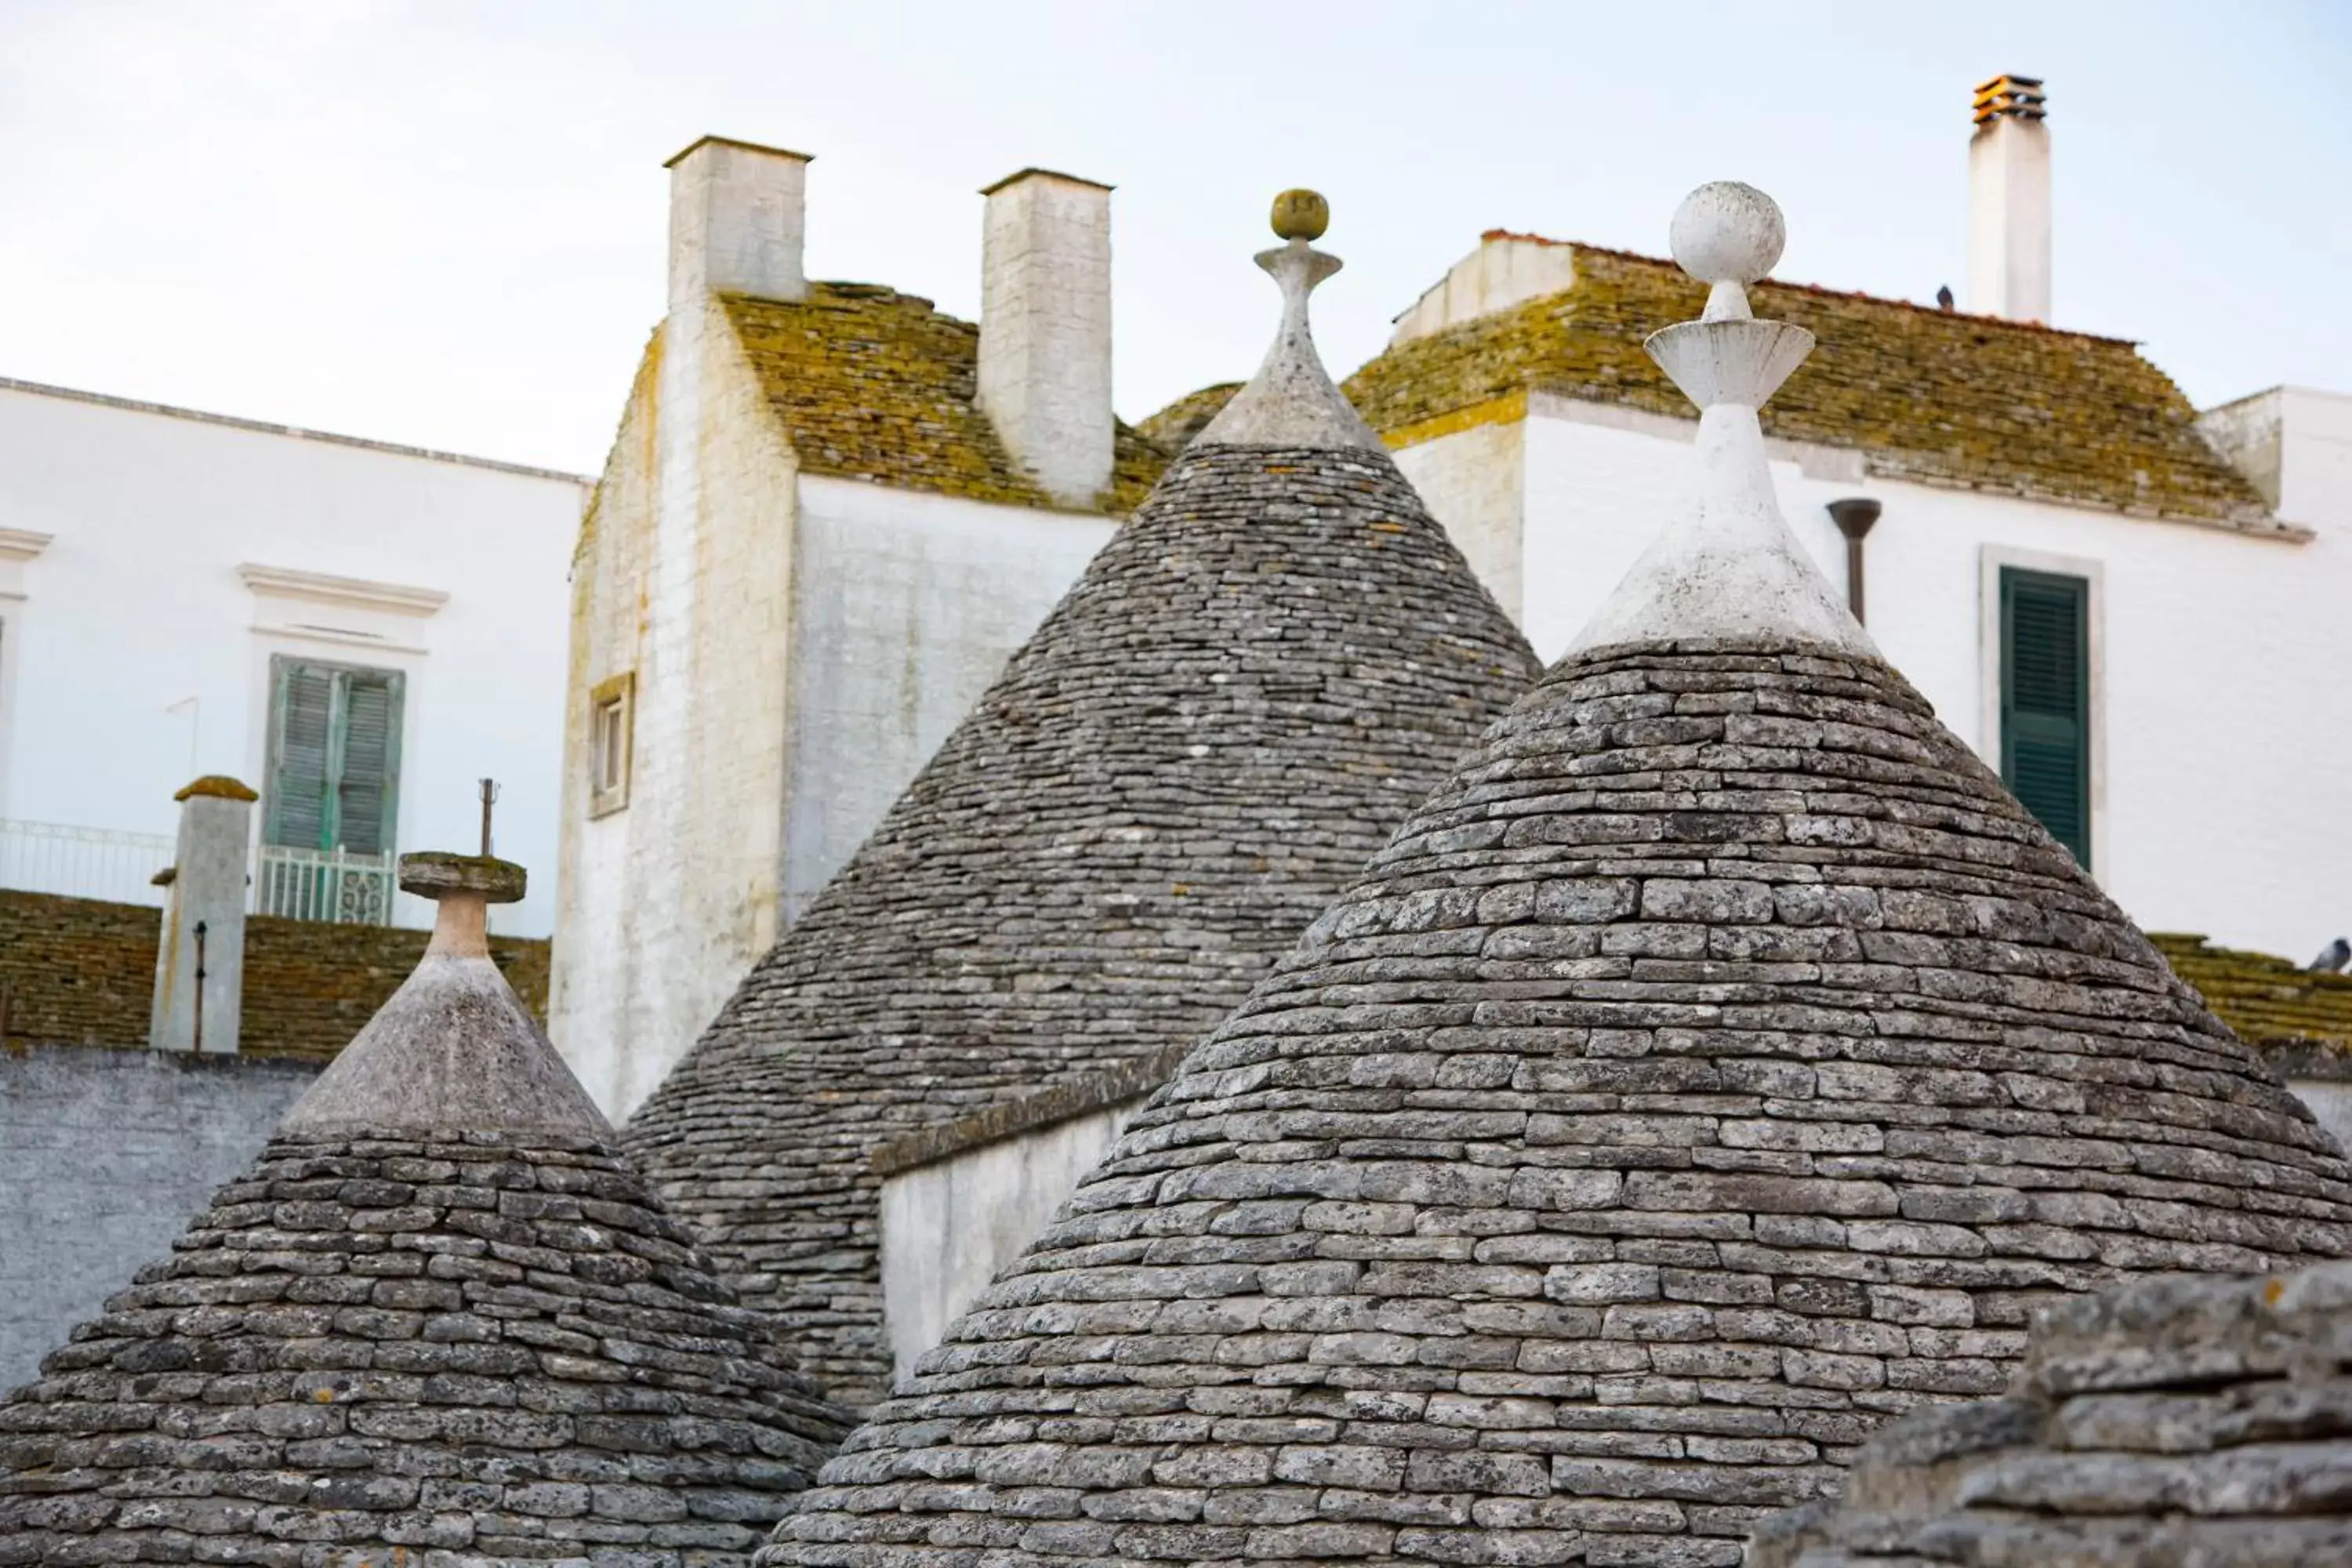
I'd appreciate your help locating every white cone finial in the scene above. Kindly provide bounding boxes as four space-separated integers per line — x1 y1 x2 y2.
1566 182 1878 659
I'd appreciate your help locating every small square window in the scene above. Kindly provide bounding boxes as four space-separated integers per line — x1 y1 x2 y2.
589 673 633 817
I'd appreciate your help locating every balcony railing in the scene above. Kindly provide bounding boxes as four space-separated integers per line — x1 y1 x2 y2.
0 818 395 925
0 818 175 906
251 844 396 925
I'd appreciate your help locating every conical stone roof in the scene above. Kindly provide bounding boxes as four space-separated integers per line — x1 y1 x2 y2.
1749 1260 2352 1566
754 186 2352 1568
0 853 853 1567
621 192 1540 1411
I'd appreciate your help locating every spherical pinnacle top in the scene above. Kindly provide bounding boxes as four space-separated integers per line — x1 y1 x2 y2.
1668 180 1785 287
1270 188 1330 242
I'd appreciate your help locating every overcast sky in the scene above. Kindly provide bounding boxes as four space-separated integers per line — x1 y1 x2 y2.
2 1 2346 475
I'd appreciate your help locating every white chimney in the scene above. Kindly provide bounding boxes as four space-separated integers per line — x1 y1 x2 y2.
665 136 811 315
978 168 1115 509
1967 74 2052 323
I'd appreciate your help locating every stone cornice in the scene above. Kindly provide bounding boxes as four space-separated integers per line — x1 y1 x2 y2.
236 563 449 618
0 528 53 563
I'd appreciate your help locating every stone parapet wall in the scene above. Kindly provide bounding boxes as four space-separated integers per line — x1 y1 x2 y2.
0 888 549 1058
0 890 154 1051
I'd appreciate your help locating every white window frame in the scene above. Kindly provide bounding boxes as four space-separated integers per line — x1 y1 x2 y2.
588 672 634 818
0 529 53 820
1978 543 2107 883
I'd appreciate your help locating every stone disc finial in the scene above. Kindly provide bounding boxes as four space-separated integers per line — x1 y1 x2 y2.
1270 187 1330 241
398 850 527 905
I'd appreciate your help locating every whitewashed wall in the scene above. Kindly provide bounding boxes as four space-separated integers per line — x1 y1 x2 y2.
554 303 800 1120
879 1098 1144 1381
1399 397 2352 963
0 379 583 935
785 477 1112 920
554 343 1115 1119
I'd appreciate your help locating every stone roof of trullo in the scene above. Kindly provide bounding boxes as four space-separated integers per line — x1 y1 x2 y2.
757 630 2352 1568
0 865 855 1566
870 931 2352 1182
622 437 1538 1413
1748 1259 2352 1566
760 163 2350 1544
724 285 1169 512
1147 241 2281 532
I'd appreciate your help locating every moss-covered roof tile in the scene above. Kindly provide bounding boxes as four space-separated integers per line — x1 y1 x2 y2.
1134 379 1242 456
2151 932 2352 1053
1334 239 2278 531
722 285 1163 514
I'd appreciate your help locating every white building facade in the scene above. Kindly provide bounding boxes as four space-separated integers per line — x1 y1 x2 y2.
1345 76 2352 966
1385 379 2352 963
554 139 1159 1118
0 379 585 935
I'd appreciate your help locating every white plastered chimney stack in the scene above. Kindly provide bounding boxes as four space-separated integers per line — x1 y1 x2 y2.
666 135 811 310
1967 74 2052 323
977 169 1116 508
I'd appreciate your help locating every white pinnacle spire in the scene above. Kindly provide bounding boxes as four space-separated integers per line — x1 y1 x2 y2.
1567 182 1878 659
1196 188 1385 453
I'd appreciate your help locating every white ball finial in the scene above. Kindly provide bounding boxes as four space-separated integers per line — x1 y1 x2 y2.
1669 181 1784 286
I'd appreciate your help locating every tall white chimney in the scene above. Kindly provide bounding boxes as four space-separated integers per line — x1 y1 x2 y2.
665 136 812 315
1967 74 2051 323
978 168 1115 509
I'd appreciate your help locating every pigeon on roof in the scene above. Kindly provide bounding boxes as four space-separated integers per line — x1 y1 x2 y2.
0 851 853 1567
755 183 2352 1568
1748 1258 2352 1566
622 189 1540 1413
2307 936 2349 974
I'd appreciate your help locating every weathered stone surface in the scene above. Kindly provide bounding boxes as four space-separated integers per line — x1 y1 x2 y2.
622 437 1538 1410
2 873 855 1566
0 1132 852 1566
1753 1260 2352 1566
755 636 2352 1568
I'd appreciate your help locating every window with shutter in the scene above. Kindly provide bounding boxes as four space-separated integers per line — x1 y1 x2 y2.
1998 567 2090 868
264 655 405 853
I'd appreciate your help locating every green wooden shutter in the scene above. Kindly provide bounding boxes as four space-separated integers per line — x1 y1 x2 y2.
264 657 405 854
266 657 337 850
1999 568 2090 868
336 670 403 855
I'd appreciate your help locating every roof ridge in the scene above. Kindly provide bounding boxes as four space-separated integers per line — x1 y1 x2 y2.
1474 227 2142 347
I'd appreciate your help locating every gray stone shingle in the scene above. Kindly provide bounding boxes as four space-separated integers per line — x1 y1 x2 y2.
1751 1260 2352 1566
0 862 858 1566
755 635 2352 1568
621 437 1540 1412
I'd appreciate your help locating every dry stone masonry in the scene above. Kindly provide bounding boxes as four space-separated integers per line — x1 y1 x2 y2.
622 194 1539 1413
0 853 852 1566
756 185 2352 1568
1749 1261 2352 1566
